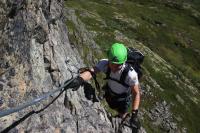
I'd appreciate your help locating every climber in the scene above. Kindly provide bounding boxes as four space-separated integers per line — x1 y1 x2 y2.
67 43 141 130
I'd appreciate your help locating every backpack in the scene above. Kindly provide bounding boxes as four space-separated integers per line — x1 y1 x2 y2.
105 47 144 87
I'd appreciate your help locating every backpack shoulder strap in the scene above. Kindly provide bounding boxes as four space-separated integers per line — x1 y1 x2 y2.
104 65 111 80
120 63 132 87
105 63 131 88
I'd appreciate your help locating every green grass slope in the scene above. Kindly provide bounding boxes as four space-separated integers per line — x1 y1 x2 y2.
65 0 200 132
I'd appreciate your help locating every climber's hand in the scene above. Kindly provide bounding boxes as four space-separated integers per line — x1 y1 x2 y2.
65 76 84 91
130 110 141 130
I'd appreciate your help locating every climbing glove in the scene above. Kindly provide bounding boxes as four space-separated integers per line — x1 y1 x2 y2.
130 110 141 132
65 76 84 91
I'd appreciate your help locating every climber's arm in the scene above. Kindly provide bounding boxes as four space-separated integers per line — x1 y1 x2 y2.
131 84 140 111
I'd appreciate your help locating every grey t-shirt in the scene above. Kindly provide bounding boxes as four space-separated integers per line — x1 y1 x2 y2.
95 59 139 94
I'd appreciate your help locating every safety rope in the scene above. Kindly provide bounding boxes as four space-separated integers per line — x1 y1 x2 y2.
0 67 100 132
0 76 78 133
0 76 77 118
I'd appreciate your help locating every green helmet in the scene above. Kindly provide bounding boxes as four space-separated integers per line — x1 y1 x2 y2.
108 43 127 64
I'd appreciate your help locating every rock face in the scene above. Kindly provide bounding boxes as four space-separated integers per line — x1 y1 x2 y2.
65 8 103 66
148 101 177 132
0 0 114 132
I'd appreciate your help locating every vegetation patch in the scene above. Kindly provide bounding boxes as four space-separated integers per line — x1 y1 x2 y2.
65 0 200 132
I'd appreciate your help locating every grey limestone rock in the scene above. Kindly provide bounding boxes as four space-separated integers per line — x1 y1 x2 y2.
0 0 114 132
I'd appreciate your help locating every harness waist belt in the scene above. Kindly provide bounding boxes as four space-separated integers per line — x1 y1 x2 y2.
108 86 131 98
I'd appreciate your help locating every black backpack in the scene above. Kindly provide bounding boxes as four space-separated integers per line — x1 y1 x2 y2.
105 47 144 87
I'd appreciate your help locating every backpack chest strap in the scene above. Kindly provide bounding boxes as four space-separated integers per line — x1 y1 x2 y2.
108 77 129 88
106 84 131 99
